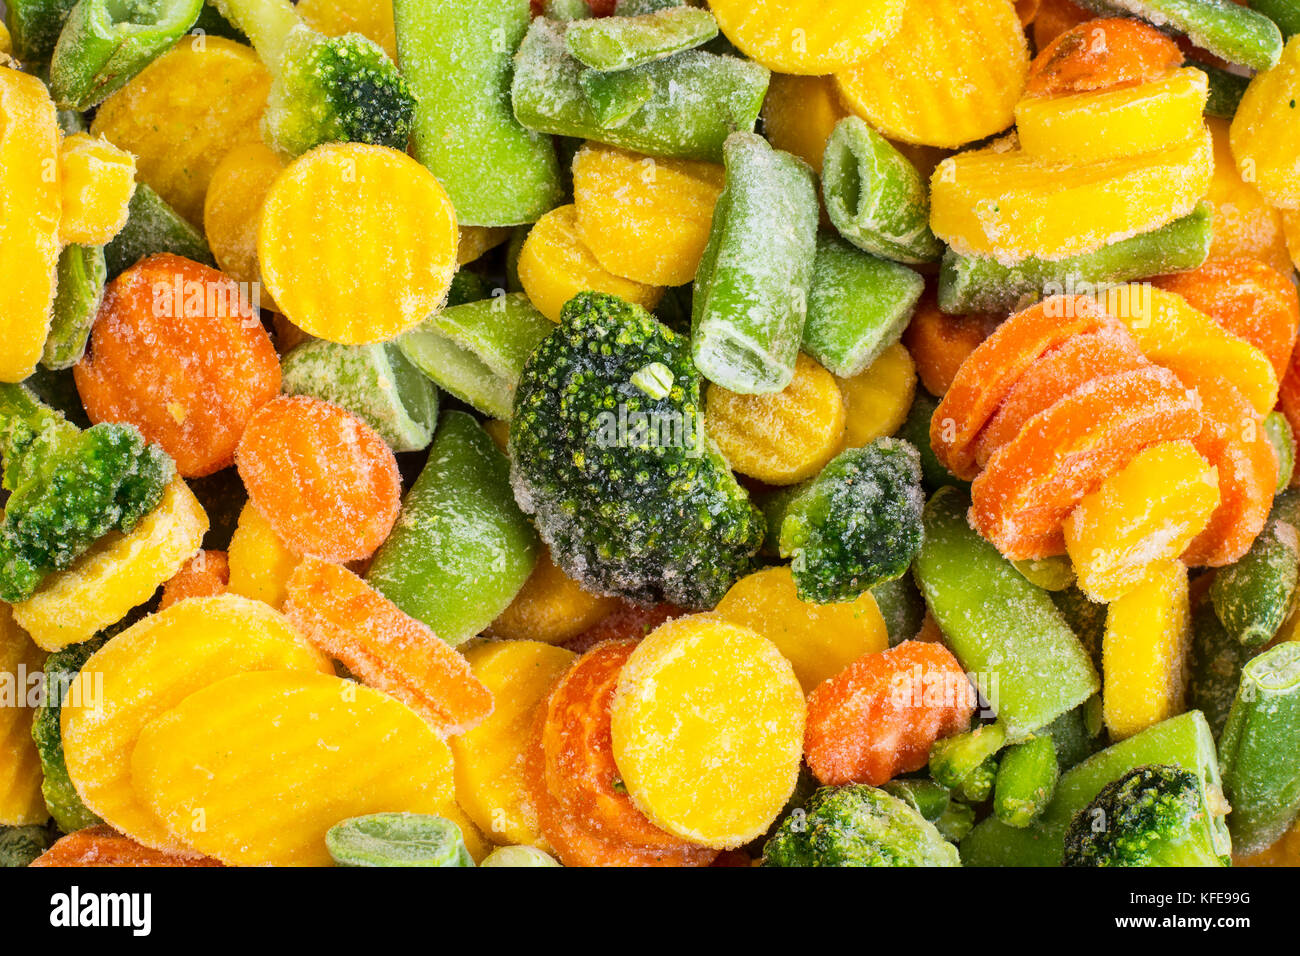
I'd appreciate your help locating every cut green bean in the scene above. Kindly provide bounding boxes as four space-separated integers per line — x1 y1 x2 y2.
579 67 656 127
565 6 717 71
1250 0 1300 37
480 845 562 866
934 800 976 844
897 390 969 494
5 0 80 64
1210 490 1300 649
1050 586 1106 671
881 779 952 822
41 243 105 371
31 633 107 832
930 724 1006 791
959 755 1000 804
994 735 1059 828
1265 410 1296 492
1078 0 1283 70
104 183 214 279
1189 592 1256 740
1198 59 1252 118
326 813 474 867
870 573 926 647
1040 702 1104 772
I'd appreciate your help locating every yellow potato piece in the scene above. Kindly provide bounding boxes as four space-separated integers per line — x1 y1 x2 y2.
131 670 455 865
91 37 271 226
710 0 905 75
0 67 62 384
517 204 662 322
259 142 459 344
572 143 725 287
837 343 917 451
1102 560 1191 740
930 128 1214 263
13 479 208 651
226 501 301 611
57 133 136 246
490 547 620 645
714 565 887 693
1204 116 1292 274
451 640 575 847
61 595 331 851
1230 35 1300 211
835 0 1029 148
0 607 48 825
203 142 283 307
297 0 396 60
610 614 805 848
1064 441 1220 603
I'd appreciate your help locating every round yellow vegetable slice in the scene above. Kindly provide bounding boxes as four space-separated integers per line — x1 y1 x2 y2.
259 142 460 344
709 0 906 75
760 73 849 174
203 142 284 307
610 614 805 848
1230 35 1300 212
489 547 620 645
838 343 917 450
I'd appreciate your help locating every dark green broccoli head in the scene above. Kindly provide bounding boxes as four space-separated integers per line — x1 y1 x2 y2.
509 291 765 609
777 437 924 604
762 784 960 867
264 26 415 156
1063 765 1230 867
0 384 174 603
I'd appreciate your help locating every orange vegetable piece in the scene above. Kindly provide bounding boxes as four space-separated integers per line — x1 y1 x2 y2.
901 294 999 398
283 556 493 737
804 641 975 787
73 253 281 478
1033 0 1092 49
30 826 222 867
1024 17 1183 98
971 366 1204 559
158 550 229 610
561 603 686 655
235 395 401 563
1282 351 1300 457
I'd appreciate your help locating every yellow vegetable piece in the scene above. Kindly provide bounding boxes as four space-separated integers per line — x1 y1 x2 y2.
227 501 300 611
1204 117 1292 275
12 479 208 651
61 595 331 851
490 547 620 645
0 67 61 384
1015 68 1208 166
930 128 1214 263
1102 560 1191 741
1012 555 1075 592
1230 35 1300 211
714 565 887 693
517 204 662 322
761 74 849 175
610 614 805 849
835 0 1029 148
457 225 510 266
837 343 917 451
203 142 283 307
57 133 136 246
297 0 397 60
0 21 10 55
1064 441 1220 603
707 352 847 485
130 670 455 865
1284 209 1300 272
259 142 459 344
439 796 492 863
572 143 725 287
482 418 509 455
451 640 575 848
91 37 271 226
0 607 48 825
709 0 905 75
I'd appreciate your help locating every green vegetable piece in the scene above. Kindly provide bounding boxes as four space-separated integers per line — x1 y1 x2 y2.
397 292 553 421
280 340 438 453
0 824 57 867
938 202 1213 315
896 389 968 494
821 116 942 265
1077 0 1283 70
1041 701 1105 772
1210 491 1300 649
578 67 656 128
803 233 924 379
394 0 562 226
994 735 1060 828
367 411 539 646
880 779 952 822
1050 585 1106 671
48 0 204 111
762 784 960 867
1012 555 1076 592
509 291 765 609
565 6 717 71
55 107 87 135
5 0 79 64
189 1 245 41
692 132 818 394
480 845 562 867
31 633 108 832
959 754 999 804
1218 641 1300 854
446 269 490 308
1265 410 1296 492
930 724 1006 791
1188 593 1255 740
541 0 591 20
934 800 976 844
615 0 684 13
104 183 214 279
1249 0 1300 37
42 243 106 371
22 366 90 430
511 17 770 163
914 487 1100 739
1199 59 1252 118
325 813 473 867
870 573 926 647
960 711 1229 866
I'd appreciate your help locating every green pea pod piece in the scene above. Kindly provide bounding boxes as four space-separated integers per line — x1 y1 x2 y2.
870 573 926 647
104 183 214 279
958 754 999 804
579 67 656 128
565 6 718 71
881 779 952 821
1199 59 1252 118
512 18 770 163
821 117 942 265
692 132 818 394
1077 0 1283 70
1218 641 1300 855
326 813 474 867
480 845 562 867
41 244 106 371
938 202 1213 315
367 411 540 646
1265 410 1296 492
397 293 553 420
930 724 1006 791
281 341 438 453
0 825 58 867
896 390 969 494
31 633 107 833
960 711 1229 866
993 735 1059 828
1210 494 1300 649
915 487 1101 740
1249 0 1300 38
1188 592 1255 740
803 233 923 379
48 0 204 111
6 0 80 64
934 800 976 844
1050 586 1106 671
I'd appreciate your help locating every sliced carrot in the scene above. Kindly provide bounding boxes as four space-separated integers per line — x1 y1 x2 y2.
30 826 222 867
1033 0 1092 49
158 550 229 610
902 293 1000 399
1024 17 1184 97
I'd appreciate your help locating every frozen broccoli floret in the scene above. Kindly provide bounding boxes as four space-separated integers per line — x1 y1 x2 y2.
762 784 960 867
509 291 765 609
1063 765 1230 867
0 384 174 603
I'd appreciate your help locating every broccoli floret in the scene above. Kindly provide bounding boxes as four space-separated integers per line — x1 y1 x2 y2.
210 0 414 156
0 384 174 603
773 438 924 603
509 291 765 609
762 784 960 867
1063 765 1231 867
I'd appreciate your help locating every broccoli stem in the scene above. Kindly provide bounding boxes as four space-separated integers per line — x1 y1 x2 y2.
206 0 300 69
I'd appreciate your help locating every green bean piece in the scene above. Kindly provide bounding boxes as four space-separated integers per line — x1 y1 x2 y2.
104 183 214 279
1198 59 1252 118
565 6 717 71
1189 593 1256 740
6 0 80 64
1077 0 1283 70
880 779 952 822
1012 555 1076 592
1210 492 1300 649
959 754 1000 804
31 633 108 832
1249 0 1300 37
41 244 106 371
994 735 1060 828
1040 702 1105 772
578 67 656 128
933 800 977 844
1265 410 1296 492
870 573 927 647
326 813 474 867
930 724 1006 791
896 390 969 494
541 0 592 21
